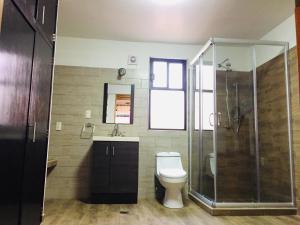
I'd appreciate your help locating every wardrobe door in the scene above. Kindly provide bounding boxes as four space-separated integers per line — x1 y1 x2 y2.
13 0 37 19
26 0 37 18
36 0 58 42
0 1 35 224
21 33 53 225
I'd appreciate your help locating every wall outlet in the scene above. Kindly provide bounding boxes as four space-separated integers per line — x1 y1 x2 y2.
85 110 92 119
56 122 62 131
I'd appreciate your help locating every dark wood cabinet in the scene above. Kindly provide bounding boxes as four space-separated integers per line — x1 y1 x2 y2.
21 33 53 225
92 142 111 193
13 0 58 44
0 1 35 224
13 0 37 19
0 0 58 224
36 0 58 42
91 141 139 204
110 142 139 194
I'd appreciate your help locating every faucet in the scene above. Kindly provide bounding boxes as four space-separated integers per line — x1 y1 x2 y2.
111 124 124 137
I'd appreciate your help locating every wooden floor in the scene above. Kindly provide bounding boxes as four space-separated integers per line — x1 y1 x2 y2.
43 199 300 225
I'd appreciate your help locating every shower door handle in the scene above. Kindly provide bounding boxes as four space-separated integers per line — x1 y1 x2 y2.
209 113 214 127
217 112 222 127
209 113 222 127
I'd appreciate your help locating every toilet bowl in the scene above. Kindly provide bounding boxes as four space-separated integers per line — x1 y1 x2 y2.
155 152 187 209
209 153 215 176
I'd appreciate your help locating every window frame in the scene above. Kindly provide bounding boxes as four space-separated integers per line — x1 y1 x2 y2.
149 57 187 130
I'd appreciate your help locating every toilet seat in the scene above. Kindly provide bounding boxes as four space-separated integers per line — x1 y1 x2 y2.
159 169 187 179
158 169 187 184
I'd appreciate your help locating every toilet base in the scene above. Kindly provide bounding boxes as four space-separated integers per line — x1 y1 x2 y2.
163 188 184 209
155 176 165 204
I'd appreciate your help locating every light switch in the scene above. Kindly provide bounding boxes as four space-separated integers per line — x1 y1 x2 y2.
56 122 62 131
85 110 92 119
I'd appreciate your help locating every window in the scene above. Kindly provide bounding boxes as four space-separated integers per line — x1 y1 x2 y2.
149 58 187 130
194 64 214 130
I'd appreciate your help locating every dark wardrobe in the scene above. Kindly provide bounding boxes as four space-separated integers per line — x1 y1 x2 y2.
0 0 58 224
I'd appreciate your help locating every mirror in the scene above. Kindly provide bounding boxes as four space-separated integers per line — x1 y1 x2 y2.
102 83 134 124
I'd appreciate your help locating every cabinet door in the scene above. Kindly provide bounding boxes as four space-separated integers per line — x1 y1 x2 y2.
0 1 35 224
26 0 37 18
110 142 139 193
36 0 58 41
21 33 53 225
13 0 37 19
92 142 111 193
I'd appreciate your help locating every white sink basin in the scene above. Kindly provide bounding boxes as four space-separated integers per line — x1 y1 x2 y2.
93 136 139 142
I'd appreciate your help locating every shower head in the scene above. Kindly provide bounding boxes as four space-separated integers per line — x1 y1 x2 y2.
218 58 232 71
218 58 229 66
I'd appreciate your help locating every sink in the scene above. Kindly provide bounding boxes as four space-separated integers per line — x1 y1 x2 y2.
92 136 139 142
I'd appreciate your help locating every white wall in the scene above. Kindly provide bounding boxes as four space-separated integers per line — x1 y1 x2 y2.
54 37 201 78
261 15 296 47
257 14 296 66
55 36 257 72
55 13 296 73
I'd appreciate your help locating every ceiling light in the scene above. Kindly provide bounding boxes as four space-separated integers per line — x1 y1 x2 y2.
151 0 185 6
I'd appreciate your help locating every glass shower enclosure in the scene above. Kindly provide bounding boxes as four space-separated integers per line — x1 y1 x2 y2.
189 38 295 209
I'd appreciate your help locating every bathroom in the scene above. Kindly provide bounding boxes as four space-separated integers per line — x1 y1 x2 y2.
1 0 300 225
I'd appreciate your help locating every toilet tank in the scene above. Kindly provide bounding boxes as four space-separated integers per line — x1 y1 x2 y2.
155 152 183 175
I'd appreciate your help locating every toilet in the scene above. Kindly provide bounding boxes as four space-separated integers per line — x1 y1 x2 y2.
209 153 215 176
155 152 187 209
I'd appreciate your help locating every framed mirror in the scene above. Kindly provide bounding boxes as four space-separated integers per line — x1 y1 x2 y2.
102 83 134 124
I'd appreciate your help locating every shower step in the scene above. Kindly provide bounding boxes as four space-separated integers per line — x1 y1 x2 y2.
188 193 297 216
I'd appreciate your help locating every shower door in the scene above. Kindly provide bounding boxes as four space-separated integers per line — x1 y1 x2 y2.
214 44 258 203
190 44 216 203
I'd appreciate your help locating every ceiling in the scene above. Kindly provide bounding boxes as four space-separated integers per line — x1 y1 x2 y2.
57 0 295 44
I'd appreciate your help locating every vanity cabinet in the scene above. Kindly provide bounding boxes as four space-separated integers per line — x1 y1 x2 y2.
91 141 139 204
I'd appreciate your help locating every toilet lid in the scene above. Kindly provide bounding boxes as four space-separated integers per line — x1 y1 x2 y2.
159 169 187 178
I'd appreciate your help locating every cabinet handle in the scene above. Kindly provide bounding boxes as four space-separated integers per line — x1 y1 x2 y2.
42 5 46 25
106 146 109 156
112 146 115 156
0 0 3 33
33 122 37 143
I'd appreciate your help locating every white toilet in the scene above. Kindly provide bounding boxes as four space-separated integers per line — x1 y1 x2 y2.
155 152 187 209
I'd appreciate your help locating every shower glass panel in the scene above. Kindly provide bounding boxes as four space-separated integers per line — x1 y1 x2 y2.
215 45 257 203
189 44 215 202
190 61 200 194
189 38 295 210
199 47 215 201
255 45 292 203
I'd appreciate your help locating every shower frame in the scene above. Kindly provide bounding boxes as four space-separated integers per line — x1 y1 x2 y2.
188 38 296 209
